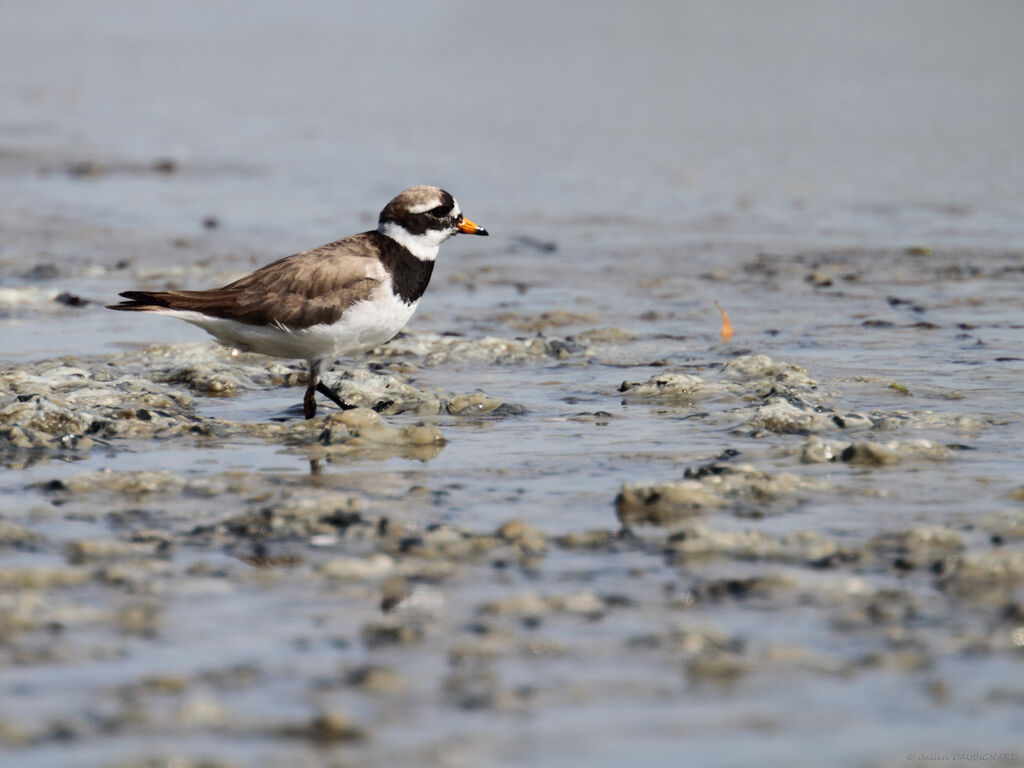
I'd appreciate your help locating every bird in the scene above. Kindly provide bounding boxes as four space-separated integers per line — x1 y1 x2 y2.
108 186 488 419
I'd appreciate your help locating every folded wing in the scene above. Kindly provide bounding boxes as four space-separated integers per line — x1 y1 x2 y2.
108 233 385 329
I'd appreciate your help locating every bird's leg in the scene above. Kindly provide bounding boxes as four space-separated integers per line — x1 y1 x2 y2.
316 381 357 411
310 365 387 414
303 361 320 420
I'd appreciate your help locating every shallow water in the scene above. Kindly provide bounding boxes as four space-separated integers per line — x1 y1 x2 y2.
2 3 1024 767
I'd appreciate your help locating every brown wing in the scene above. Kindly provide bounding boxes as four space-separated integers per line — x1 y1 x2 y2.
109 232 386 328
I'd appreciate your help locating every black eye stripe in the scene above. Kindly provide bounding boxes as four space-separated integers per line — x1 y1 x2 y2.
428 205 450 217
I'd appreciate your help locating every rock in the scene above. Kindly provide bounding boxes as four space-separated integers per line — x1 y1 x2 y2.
721 355 816 389
941 550 1024 601
0 521 44 547
687 651 750 683
0 568 91 589
694 574 798 601
617 465 828 526
361 620 424 648
162 365 244 396
840 441 901 466
830 588 918 631
175 694 231 728
496 520 547 554
401 525 501 561
616 481 723 525
841 439 950 466
502 310 596 332
345 664 405 696
138 676 189 694
447 392 505 415
279 712 366 743
747 399 838 434
658 625 738 655
979 509 1024 541
869 526 964 569
555 530 619 550
328 368 441 414
0 286 71 315
618 373 721 402
57 470 187 496
600 356 815 432
401 425 447 446
480 591 606 620
574 327 636 343
116 602 161 636
443 669 499 710
480 593 550 619
667 525 840 563
375 331 589 366
857 649 932 673
352 423 445 447
379 576 408 611
449 633 517 663
213 493 366 540
319 554 394 581
65 538 171 564
801 436 835 463
326 407 380 429
829 412 874 430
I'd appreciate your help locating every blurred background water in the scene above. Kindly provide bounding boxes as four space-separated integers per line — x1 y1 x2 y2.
4 0 1023 254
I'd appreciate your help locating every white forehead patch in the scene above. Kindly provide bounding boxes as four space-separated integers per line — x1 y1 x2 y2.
407 199 443 215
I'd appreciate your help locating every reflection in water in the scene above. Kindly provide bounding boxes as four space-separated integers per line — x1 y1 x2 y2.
341 441 446 464
293 440 447 473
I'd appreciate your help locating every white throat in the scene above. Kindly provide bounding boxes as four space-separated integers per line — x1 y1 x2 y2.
378 222 450 262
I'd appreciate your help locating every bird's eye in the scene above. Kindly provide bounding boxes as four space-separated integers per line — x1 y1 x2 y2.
428 205 449 217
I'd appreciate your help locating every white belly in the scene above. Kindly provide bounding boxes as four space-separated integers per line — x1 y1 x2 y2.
167 290 419 362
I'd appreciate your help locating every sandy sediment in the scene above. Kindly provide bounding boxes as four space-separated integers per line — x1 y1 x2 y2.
0 337 1020 762
0 339 544 469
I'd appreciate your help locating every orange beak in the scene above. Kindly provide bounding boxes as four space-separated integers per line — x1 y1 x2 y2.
457 216 489 236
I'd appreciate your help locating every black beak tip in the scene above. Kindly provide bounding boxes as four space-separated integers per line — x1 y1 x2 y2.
476 227 489 237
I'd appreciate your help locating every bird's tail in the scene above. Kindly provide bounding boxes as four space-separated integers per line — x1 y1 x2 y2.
106 291 177 312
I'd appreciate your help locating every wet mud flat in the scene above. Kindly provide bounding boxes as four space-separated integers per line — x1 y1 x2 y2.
4 2 1024 764
2 234 1024 767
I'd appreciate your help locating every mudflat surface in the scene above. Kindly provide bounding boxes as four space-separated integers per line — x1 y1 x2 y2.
2 3 1023 767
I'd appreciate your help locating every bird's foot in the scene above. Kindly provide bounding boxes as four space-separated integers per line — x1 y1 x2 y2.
316 381 357 411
